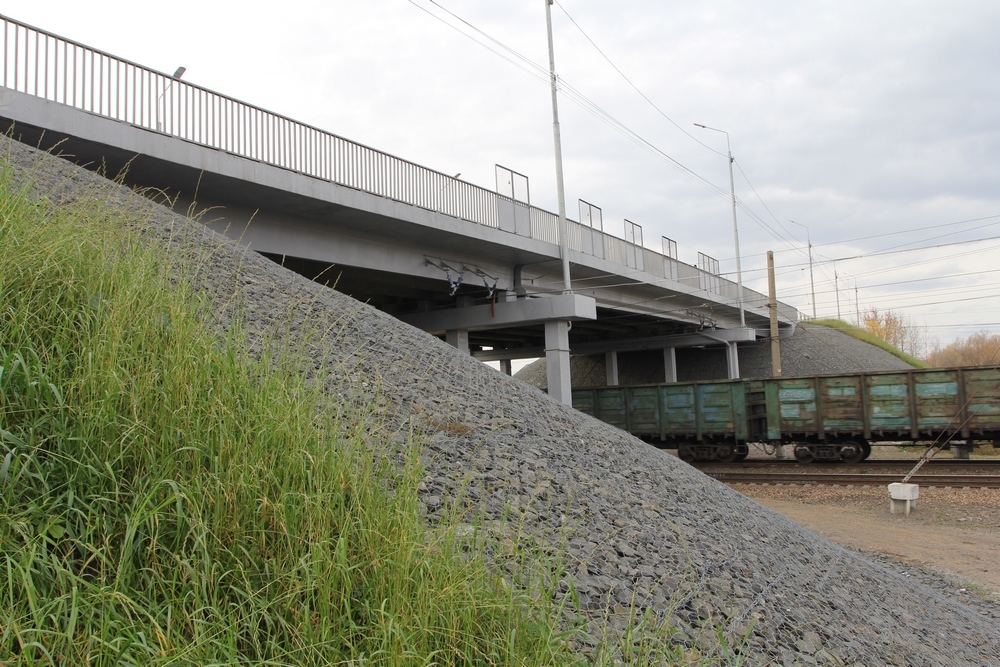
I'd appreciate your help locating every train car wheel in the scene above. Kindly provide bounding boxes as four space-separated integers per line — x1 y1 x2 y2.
716 444 738 464
678 445 695 462
839 441 865 464
793 445 814 463
733 443 749 462
861 442 872 460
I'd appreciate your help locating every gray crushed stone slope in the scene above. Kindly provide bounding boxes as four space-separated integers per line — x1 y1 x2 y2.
516 323 915 391
8 137 998 667
740 322 915 377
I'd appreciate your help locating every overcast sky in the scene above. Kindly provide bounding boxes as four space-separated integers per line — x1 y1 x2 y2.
14 1 1000 352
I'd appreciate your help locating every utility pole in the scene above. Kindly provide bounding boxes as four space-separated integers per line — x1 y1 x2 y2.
788 220 816 319
835 268 841 320
767 251 781 377
854 279 860 327
767 251 785 460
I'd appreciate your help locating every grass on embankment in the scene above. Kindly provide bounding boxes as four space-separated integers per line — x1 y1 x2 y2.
808 318 927 368
0 160 586 665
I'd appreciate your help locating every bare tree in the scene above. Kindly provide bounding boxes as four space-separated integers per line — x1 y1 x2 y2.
861 306 925 357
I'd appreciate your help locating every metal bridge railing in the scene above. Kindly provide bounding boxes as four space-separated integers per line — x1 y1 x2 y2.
0 13 771 317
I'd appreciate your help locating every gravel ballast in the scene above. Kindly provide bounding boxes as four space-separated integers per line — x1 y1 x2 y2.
8 136 999 666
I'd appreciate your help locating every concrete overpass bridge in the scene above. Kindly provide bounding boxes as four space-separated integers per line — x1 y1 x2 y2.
0 14 799 403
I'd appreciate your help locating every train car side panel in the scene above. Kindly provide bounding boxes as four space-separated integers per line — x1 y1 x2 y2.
661 384 698 437
774 378 820 438
961 367 1000 437
865 373 912 435
596 389 629 432
695 381 746 440
912 370 962 434
572 388 596 418
572 387 628 433
818 375 865 433
626 386 661 437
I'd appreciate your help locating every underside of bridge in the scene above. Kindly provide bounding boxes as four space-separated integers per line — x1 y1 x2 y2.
267 253 702 357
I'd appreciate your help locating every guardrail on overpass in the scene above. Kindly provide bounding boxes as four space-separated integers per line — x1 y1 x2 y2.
0 13 794 323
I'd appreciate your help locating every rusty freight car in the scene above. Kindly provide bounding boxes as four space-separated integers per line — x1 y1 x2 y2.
571 366 1000 463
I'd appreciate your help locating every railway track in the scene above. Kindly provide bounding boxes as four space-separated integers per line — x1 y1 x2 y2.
699 458 1000 469
705 471 1000 488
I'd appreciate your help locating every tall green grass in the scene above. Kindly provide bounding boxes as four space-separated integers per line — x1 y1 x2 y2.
0 163 581 665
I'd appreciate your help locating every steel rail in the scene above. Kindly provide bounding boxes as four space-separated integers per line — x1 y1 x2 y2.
696 459 1000 469
707 472 1000 488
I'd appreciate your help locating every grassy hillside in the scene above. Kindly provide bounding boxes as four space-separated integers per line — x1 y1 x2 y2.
0 161 592 665
808 318 927 368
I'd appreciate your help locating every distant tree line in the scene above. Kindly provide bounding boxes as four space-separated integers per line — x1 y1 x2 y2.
925 330 1000 367
857 306 1000 367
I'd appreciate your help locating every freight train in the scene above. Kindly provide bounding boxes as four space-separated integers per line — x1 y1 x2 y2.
571 366 1000 463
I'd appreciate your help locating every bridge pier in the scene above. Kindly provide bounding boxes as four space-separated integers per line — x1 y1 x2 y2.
605 351 619 386
726 341 741 379
401 293 597 406
664 348 678 383
545 320 573 405
445 329 470 353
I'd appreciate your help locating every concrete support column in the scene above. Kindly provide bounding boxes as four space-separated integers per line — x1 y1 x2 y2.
499 359 513 376
445 329 469 354
545 320 573 405
726 341 740 379
605 350 619 386
952 442 974 459
663 347 677 383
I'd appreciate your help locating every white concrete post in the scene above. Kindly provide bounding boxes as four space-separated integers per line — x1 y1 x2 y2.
888 483 919 515
605 350 619 386
726 341 740 379
545 319 573 405
664 347 677 383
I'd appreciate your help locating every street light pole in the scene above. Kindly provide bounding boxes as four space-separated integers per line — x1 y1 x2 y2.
545 0 572 294
542 0 574 406
788 220 816 319
157 66 186 132
695 123 744 327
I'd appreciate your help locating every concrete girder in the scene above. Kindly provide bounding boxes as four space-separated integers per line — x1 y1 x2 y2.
398 294 596 335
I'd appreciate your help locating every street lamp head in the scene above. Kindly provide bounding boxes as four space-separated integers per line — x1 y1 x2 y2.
694 122 727 137
172 66 186 79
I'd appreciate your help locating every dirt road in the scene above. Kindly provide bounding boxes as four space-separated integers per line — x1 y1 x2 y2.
734 484 1000 599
